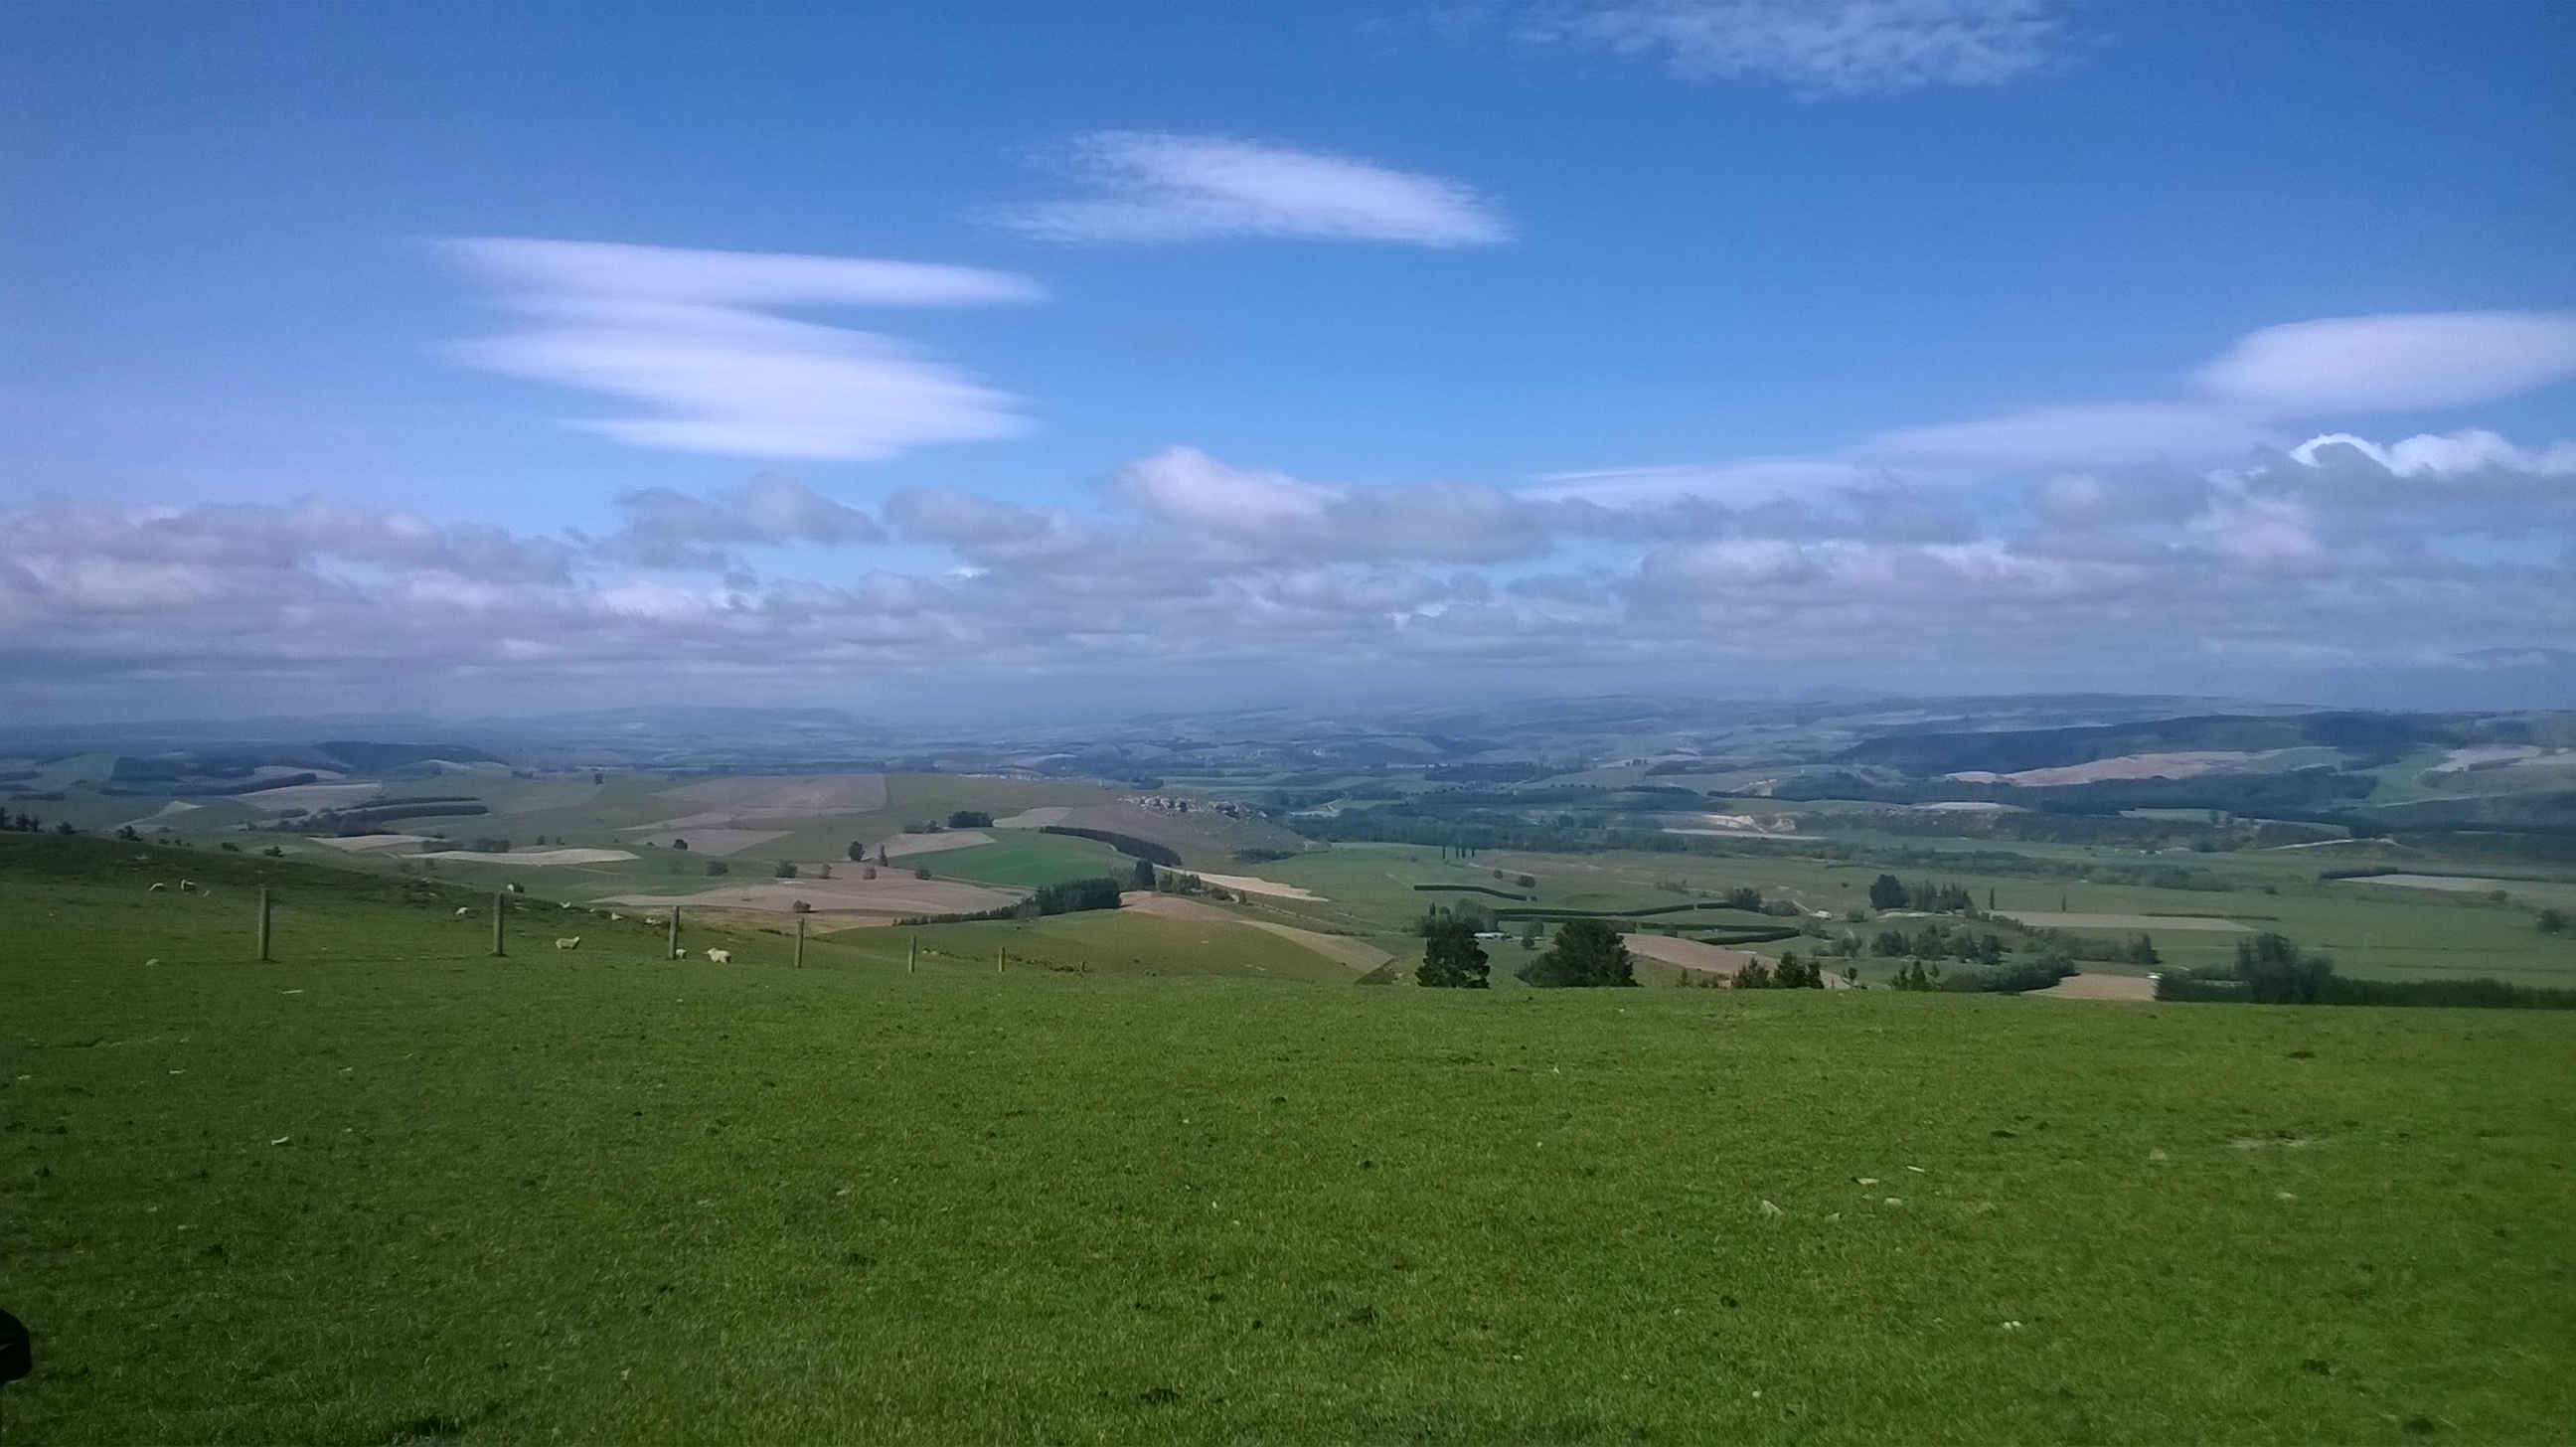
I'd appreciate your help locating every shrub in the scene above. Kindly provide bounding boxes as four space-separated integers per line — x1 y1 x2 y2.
706 861 728 877
948 810 994 829
773 861 799 879
913 867 932 881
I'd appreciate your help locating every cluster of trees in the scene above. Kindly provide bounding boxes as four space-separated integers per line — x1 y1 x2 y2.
896 875 1126 926
1731 951 1826 989
948 810 993 829
1888 959 2075 994
1867 875 1977 913
1870 924 2010 964
2 811 74 834
1416 917 1490 988
1517 919 1637 988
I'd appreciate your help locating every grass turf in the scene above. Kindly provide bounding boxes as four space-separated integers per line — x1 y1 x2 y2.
4 836 2572 1444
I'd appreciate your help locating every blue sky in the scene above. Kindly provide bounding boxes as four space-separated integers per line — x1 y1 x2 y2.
4 0 2573 722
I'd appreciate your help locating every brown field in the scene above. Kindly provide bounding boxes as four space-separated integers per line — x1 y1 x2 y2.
1121 893 1388 971
239 781 384 812
1621 932 1761 978
594 874 1017 917
874 829 993 859
624 827 789 857
659 772 888 812
2029 972 2159 1001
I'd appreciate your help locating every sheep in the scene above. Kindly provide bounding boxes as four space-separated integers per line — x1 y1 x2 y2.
705 948 731 965
149 883 167 892
671 948 689 960
179 880 200 893
454 906 471 917
554 936 581 950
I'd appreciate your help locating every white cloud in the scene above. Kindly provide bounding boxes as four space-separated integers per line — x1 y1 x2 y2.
1858 310 2576 469
446 239 1039 460
2194 312 2576 416
2289 429 2576 480
1551 0 2064 94
999 132 1509 246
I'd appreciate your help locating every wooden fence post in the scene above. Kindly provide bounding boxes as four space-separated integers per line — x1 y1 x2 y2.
256 885 271 962
795 911 806 969
490 892 506 957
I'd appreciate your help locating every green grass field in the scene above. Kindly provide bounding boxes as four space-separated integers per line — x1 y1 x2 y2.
4 835 2572 1444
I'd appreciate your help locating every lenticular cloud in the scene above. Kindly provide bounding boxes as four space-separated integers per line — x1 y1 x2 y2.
445 239 1040 461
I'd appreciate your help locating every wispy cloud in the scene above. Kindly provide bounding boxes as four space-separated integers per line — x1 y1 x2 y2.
1536 0 2067 95
997 132 1509 246
445 239 1041 460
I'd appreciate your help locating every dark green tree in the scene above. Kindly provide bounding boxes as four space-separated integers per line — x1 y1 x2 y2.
2539 908 2566 935
1417 917 1491 989
1868 874 1905 910
1520 918 1637 988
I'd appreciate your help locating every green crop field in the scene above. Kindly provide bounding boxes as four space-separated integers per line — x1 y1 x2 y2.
5 834 2572 1444
923 833 1134 889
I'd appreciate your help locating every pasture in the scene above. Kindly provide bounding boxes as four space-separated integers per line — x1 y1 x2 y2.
4 835 2572 1444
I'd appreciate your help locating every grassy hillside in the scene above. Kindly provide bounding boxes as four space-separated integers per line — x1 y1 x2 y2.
4 835 2572 1443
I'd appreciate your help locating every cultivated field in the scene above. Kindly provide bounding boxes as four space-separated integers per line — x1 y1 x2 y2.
3 835 2569 1444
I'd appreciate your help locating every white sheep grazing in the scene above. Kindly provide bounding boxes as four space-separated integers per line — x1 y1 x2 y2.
705 948 731 965
149 883 167 892
671 948 689 960
179 880 200 893
454 906 471 917
554 936 581 950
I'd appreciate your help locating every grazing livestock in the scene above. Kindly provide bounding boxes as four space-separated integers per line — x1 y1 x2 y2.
554 936 581 950
671 949 689 960
705 948 732 965
179 880 200 893
454 906 472 916
148 883 166 892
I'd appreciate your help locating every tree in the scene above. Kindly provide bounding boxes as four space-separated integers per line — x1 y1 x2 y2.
706 860 729 877
1730 956 1774 989
672 838 689 852
948 810 994 829
1416 917 1491 988
1520 918 1636 988
848 841 867 863
2539 908 2566 935
2125 933 2162 967
1723 886 1763 911
773 861 799 879
1868 874 1905 910
1134 857 1157 889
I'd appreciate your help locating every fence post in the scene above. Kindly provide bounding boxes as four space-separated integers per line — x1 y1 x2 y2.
491 892 507 957
997 945 1005 976
795 911 806 969
256 885 271 963
908 933 917 975
669 906 681 960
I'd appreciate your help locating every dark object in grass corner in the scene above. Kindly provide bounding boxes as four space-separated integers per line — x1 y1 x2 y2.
0 1306 29 1382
